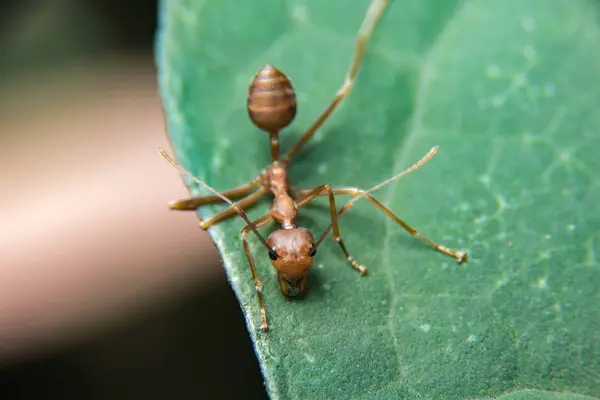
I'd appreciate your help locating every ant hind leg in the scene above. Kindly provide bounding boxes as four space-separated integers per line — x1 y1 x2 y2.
282 0 390 162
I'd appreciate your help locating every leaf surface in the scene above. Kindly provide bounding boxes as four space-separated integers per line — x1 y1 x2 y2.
157 0 600 398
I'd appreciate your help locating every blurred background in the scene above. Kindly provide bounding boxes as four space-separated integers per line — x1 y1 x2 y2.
0 0 267 398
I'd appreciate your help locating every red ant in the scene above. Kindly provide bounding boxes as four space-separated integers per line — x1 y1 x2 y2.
159 0 468 331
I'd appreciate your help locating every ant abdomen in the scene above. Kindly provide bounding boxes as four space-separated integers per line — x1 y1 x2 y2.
247 64 297 133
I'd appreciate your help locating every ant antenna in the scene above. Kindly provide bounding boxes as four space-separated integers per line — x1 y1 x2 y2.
351 146 438 202
314 146 439 248
158 147 272 251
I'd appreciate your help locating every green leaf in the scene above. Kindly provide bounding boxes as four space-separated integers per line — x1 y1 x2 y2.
157 0 600 398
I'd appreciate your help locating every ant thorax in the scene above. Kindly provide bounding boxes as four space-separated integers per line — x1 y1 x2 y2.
261 162 290 193
261 162 297 229
270 194 297 229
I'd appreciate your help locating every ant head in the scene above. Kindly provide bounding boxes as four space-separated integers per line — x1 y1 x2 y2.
267 227 317 297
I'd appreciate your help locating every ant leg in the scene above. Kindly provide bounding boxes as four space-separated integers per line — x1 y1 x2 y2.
295 185 367 275
282 0 390 162
292 187 468 263
170 178 261 210
198 188 269 230
241 213 274 331
334 188 468 263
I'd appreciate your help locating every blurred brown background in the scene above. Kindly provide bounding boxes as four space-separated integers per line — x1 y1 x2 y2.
0 0 267 398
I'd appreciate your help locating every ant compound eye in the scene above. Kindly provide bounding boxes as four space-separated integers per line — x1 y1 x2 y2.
308 243 317 257
268 248 278 261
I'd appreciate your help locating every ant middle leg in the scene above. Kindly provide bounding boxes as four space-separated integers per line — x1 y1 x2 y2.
295 184 367 275
241 213 274 331
293 187 468 263
282 0 390 162
169 178 261 210
196 187 269 230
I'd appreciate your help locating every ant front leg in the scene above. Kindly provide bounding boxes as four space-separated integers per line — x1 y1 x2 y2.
295 185 367 275
241 213 274 331
294 187 468 264
282 0 390 162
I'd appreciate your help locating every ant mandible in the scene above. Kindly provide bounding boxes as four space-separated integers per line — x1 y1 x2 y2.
160 0 468 331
